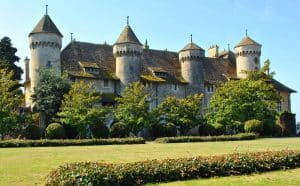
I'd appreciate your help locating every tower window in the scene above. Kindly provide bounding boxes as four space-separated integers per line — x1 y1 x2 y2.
205 85 214 93
46 61 52 68
172 83 178 91
254 57 259 65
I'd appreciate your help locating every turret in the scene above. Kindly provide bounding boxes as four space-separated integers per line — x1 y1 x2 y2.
179 35 205 93
208 45 219 58
28 10 62 99
113 18 142 91
234 34 261 79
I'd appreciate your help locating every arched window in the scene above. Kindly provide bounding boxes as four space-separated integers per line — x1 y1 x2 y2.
254 57 259 65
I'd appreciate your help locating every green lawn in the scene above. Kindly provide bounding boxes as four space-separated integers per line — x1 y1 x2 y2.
0 138 299 185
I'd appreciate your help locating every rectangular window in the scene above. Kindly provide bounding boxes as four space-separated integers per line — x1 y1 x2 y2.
205 85 214 93
277 101 282 112
172 83 178 91
104 80 109 87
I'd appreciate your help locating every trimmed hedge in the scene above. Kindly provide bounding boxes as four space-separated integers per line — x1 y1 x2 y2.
155 133 256 143
45 123 65 139
45 150 300 186
244 119 263 134
0 138 145 148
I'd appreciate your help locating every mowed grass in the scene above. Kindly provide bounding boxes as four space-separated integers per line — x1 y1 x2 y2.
0 138 299 185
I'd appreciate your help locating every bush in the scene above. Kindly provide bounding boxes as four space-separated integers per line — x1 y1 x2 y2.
24 124 40 140
91 124 109 138
164 122 177 137
198 124 214 136
244 119 263 134
211 123 225 135
155 133 256 143
45 123 65 139
0 138 145 148
280 111 296 136
261 119 275 136
273 124 283 137
110 122 129 138
149 123 165 138
63 124 78 139
45 150 300 186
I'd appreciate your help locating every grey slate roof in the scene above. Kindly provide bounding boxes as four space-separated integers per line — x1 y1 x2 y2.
115 25 141 45
29 15 63 37
180 42 204 52
61 41 234 84
235 36 261 48
271 79 296 93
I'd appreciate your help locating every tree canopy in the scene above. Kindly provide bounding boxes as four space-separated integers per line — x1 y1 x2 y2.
0 37 22 81
0 69 23 140
115 82 152 135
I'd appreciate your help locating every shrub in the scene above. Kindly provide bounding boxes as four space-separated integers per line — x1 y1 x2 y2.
244 119 263 134
45 123 65 139
110 122 129 138
273 123 283 137
24 124 40 140
45 150 300 186
149 123 165 138
280 111 296 136
164 122 177 137
261 119 275 136
211 123 225 135
63 124 78 139
0 138 145 148
91 124 109 139
198 123 214 136
155 133 256 143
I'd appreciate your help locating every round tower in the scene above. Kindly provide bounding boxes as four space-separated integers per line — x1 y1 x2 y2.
234 35 261 79
28 12 63 95
179 36 205 93
113 20 142 91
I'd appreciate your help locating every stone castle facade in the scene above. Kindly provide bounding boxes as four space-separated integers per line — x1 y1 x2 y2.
24 13 296 112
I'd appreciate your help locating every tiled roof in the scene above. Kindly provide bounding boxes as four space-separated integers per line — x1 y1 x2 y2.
115 25 141 45
271 79 296 93
235 36 261 48
61 41 236 84
180 42 204 52
29 15 63 37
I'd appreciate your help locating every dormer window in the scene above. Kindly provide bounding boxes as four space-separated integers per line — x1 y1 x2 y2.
149 67 168 78
79 61 100 74
154 72 167 77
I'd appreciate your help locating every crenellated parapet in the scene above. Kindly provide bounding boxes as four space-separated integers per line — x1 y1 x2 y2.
30 41 61 49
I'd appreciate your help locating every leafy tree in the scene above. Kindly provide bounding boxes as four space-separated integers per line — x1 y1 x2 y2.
31 69 70 130
0 69 23 140
115 82 152 135
154 93 203 134
0 37 22 81
206 62 279 132
57 81 106 138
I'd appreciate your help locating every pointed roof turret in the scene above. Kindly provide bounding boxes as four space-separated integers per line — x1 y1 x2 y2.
29 14 63 37
235 36 261 48
115 25 141 45
180 34 204 52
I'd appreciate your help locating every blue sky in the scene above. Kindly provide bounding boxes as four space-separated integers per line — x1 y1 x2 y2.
0 0 299 121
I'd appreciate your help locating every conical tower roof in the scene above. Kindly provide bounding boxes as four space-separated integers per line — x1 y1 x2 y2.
115 25 141 45
29 15 63 37
180 42 204 52
235 36 261 48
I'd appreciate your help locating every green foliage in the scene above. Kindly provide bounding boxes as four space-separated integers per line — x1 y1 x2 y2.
115 82 152 135
45 123 65 139
91 124 109 139
164 122 177 137
149 123 177 138
63 124 78 139
0 37 22 81
244 119 263 134
279 111 296 136
154 93 203 134
0 137 145 148
155 133 256 143
273 124 283 137
57 81 106 138
45 150 300 186
32 69 70 125
24 124 41 140
261 119 275 136
207 78 279 132
110 122 129 138
0 69 23 140
211 123 226 135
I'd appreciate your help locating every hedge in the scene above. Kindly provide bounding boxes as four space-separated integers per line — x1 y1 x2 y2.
0 137 145 148
155 133 256 143
45 150 300 186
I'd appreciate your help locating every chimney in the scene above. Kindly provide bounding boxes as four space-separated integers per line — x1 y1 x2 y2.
208 45 219 58
24 56 30 81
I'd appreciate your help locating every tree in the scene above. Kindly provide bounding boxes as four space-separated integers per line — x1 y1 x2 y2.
114 82 152 135
154 93 203 134
0 69 23 140
206 62 279 133
31 69 70 130
0 37 22 81
57 81 106 138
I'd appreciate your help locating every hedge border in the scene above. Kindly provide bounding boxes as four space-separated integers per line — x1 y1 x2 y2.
155 133 256 143
0 137 145 148
45 150 300 186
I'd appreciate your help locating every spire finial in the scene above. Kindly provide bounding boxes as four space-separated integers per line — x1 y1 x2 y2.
227 43 230 51
127 16 129 25
190 34 193 43
245 29 248 36
71 33 73 42
46 4 48 15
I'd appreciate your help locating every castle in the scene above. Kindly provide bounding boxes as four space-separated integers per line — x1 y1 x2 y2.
24 12 296 113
